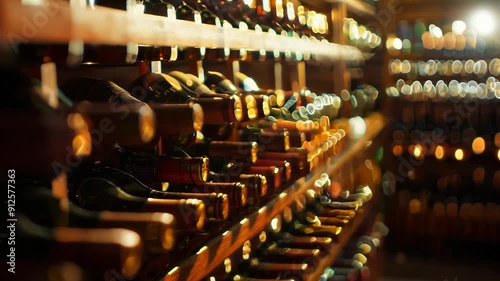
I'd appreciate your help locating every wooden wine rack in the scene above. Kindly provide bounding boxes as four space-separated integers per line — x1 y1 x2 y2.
142 113 386 281
0 0 386 280
0 0 367 63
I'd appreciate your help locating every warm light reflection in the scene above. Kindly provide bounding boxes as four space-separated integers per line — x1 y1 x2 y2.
470 10 495 35
472 137 486 154
430 24 443 38
392 145 403 156
270 217 280 231
452 20 467 35
494 133 500 147
473 167 485 185
455 149 464 161
393 38 403 50
224 258 232 273
409 198 421 214
413 145 423 159
497 149 500 161
435 145 445 160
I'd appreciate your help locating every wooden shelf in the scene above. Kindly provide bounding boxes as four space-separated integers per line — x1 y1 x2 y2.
0 0 366 63
156 113 386 281
326 0 376 17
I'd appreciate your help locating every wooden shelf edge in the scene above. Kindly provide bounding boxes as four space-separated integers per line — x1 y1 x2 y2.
326 0 376 17
0 0 365 63
159 114 386 281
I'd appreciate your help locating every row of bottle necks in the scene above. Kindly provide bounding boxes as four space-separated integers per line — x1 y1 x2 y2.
202 214 387 281
7 174 377 281
388 58 500 77
10 0 346 66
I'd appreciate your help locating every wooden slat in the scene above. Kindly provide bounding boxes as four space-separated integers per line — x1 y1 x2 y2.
0 0 365 63
158 113 386 281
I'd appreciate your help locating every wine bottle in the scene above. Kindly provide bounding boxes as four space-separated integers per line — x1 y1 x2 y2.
318 208 356 218
331 257 365 269
234 71 286 107
318 216 350 226
18 185 176 253
0 68 92 178
61 77 157 148
222 162 283 191
272 233 334 250
256 160 291 184
130 72 243 124
204 71 263 121
119 150 210 183
75 177 206 231
209 172 268 206
253 242 321 267
288 220 342 238
189 141 259 165
81 167 229 220
239 258 312 280
239 127 290 152
166 182 248 208
166 71 244 130
16 215 143 278
320 197 361 210
258 150 310 176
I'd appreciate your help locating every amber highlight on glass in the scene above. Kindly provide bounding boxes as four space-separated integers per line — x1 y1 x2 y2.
0 111 91 178
75 101 155 148
18 217 143 278
98 212 175 253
